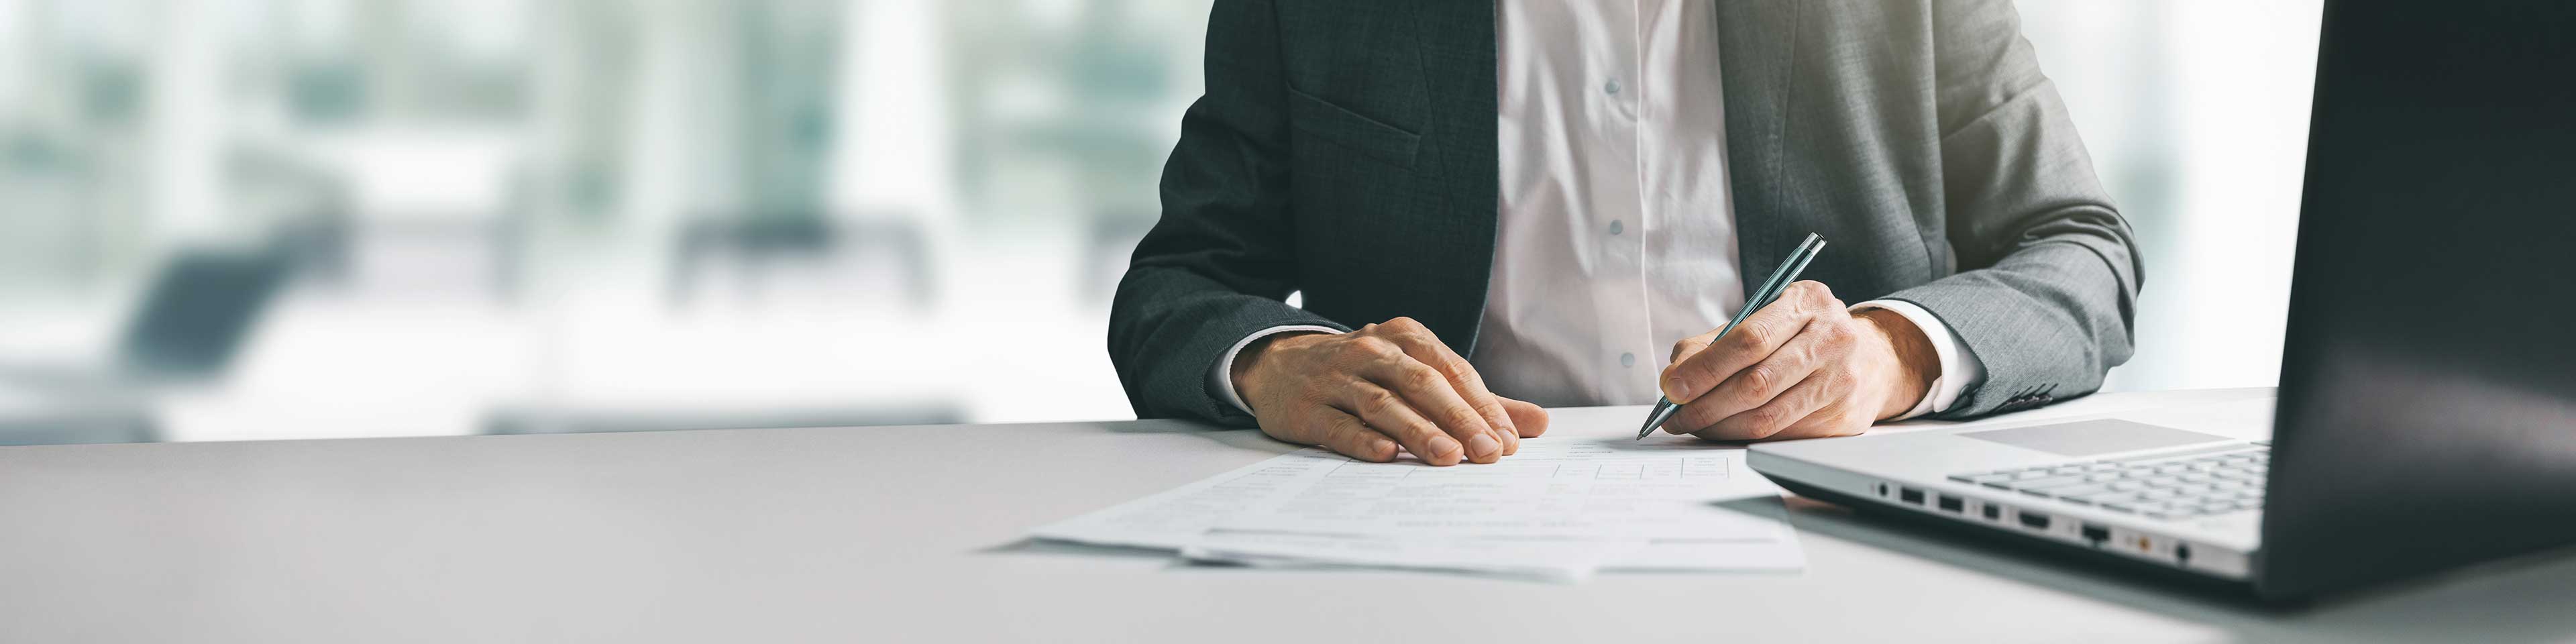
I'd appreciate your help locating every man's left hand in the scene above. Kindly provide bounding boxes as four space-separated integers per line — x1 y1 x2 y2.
1656 280 1940 441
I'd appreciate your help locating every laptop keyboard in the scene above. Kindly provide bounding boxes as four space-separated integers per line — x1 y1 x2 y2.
1946 442 2269 521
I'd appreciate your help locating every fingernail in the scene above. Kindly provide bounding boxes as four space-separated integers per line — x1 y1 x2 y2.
1467 433 1501 460
1430 437 1464 464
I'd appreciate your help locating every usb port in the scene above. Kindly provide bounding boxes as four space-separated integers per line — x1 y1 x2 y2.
1898 487 1925 505
2018 511 2051 529
2082 523 2110 545
1936 494 1964 513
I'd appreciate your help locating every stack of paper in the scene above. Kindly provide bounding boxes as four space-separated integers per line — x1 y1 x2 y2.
1030 437 1804 582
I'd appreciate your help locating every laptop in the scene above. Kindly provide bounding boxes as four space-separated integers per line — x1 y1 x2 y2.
1747 0 2576 601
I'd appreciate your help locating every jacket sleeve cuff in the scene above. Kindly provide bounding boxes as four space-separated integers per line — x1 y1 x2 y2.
1852 299 1986 420
1208 325 1346 414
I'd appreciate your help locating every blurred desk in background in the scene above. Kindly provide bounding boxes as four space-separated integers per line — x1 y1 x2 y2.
0 388 2570 642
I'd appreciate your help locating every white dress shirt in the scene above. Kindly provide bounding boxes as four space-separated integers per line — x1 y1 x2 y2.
1212 0 1982 418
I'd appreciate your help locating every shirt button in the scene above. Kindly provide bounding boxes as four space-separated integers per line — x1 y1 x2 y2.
1607 219 1624 235
1604 79 1621 96
1619 352 1637 368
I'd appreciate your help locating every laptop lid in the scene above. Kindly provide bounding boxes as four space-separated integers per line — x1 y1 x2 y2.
2261 0 2576 599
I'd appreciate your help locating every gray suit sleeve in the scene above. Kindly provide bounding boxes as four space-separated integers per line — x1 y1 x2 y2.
1879 0 2145 418
1109 0 1348 425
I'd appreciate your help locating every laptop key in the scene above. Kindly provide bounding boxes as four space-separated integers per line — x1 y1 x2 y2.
2082 494 2144 507
2012 476 2089 490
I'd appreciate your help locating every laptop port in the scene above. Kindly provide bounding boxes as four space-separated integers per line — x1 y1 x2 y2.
2175 543 2194 564
1877 482 1890 498
1898 487 1925 505
1981 504 2002 521
1935 494 1964 513
2017 511 2051 529
2081 523 2110 545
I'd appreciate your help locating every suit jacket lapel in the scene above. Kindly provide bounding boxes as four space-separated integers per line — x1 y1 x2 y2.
1717 1 1800 291
1414 0 1501 356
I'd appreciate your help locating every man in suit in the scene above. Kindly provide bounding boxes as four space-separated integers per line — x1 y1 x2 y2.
1110 1 2141 466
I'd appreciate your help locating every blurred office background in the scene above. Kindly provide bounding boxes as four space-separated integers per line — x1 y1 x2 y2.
0 0 2318 445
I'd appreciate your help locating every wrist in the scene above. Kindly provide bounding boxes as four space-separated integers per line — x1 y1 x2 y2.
1856 309 1940 420
1231 331 1331 411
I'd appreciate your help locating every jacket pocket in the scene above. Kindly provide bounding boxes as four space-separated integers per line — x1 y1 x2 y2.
1285 86 1421 169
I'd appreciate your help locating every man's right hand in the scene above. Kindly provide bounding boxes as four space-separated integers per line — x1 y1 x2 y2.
1231 317 1549 465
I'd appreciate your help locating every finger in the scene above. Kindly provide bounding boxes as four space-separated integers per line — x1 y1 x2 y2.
1661 315 1841 434
1303 407 1402 462
1358 355 1502 463
1697 373 1837 441
1376 317 1520 456
1499 396 1550 439
1336 380 1466 466
1660 280 1837 404
1666 327 1723 382
1770 398 1870 441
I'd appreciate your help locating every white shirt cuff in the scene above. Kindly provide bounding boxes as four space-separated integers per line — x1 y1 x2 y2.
1850 299 1985 421
1208 325 1345 414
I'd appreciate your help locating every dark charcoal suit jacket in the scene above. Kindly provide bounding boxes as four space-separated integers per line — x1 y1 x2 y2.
1110 0 2143 426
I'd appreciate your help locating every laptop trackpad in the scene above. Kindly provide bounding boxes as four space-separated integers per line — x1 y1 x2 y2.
1960 419 2230 457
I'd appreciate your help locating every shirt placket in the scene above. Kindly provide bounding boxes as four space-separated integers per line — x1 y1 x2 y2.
1591 0 1654 402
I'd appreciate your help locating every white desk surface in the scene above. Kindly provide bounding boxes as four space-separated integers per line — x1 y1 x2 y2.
2 387 2571 643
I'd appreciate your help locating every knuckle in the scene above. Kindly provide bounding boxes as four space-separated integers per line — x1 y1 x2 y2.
1727 325 1769 351
1448 409 1485 433
1403 364 1447 390
1795 281 1831 303
1741 415 1785 439
1350 336 1398 358
1739 366 1777 394
1362 388 1401 411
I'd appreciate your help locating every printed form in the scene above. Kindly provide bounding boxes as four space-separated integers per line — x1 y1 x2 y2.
1031 437 1804 580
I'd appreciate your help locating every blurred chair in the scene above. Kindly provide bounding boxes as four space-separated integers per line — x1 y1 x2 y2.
0 246 292 388
0 246 292 445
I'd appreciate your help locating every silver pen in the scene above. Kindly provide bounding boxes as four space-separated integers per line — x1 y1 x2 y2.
1636 233 1827 439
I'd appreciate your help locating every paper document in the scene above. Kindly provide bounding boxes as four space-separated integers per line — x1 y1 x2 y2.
1030 436 1804 580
